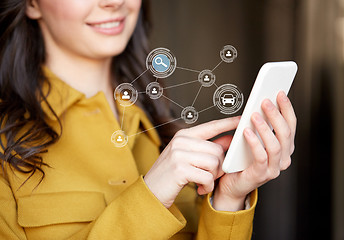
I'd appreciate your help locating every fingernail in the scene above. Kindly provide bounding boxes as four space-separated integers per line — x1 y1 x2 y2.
281 91 288 102
253 113 263 124
244 128 253 137
264 100 274 110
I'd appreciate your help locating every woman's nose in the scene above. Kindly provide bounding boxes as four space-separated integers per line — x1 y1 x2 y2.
99 0 125 10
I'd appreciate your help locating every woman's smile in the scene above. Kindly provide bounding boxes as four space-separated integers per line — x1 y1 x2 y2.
87 17 126 36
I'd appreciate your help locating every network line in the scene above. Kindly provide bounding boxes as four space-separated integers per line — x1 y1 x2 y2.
130 69 148 84
192 85 203 107
198 105 216 114
128 117 182 138
163 80 199 90
162 95 185 109
176 66 201 73
120 106 126 130
212 60 223 72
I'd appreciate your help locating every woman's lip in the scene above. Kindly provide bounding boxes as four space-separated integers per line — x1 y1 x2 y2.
87 18 125 36
87 17 125 25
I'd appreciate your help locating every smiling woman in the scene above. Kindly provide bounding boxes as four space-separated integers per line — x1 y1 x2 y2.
0 0 296 239
26 0 141 58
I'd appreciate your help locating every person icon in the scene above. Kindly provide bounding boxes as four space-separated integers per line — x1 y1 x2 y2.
116 136 123 142
187 112 193 119
122 90 130 100
204 75 210 82
152 88 158 94
220 45 237 63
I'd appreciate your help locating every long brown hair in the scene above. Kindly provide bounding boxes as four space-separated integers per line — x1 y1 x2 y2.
0 0 179 183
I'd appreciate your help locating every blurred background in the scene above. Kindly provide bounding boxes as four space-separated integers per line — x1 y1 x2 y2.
149 0 344 239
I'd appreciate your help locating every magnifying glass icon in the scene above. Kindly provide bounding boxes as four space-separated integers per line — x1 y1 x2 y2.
154 57 168 68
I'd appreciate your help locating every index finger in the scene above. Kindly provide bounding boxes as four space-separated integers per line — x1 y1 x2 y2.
177 116 241 140
277 91 297 137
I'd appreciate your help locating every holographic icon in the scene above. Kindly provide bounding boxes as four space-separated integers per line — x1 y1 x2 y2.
220 45 238 63
116 136 123 142
181 106 199 124
121 91 130 100
213 84 244 115
114 83 138 107
111 130 128 148
146 82 163 99
221 94 236 105
198 70 215 87
146 48 177 78
153 55 169 72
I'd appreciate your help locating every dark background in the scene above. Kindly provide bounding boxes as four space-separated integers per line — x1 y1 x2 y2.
149 0 344 239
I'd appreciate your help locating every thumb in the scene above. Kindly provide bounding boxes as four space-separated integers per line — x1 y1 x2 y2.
212 135 234 179
212 135 234 152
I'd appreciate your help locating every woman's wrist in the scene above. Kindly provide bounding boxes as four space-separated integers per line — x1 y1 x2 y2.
212 187 246 212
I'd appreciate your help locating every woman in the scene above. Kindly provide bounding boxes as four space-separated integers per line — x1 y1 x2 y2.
0 0 296 239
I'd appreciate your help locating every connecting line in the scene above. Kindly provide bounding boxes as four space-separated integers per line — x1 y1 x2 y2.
212 60 223 72
138 91 146 94
130 69 148 84
191 85 203 107
120 107 126 130
198 105 216 114
213 82 219 88
163 80 199 90
155 77 159 82
162 95 185 109
176 66 201 73
128 117 182 138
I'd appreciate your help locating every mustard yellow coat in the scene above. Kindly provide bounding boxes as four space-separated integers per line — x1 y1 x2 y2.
0 68 257 239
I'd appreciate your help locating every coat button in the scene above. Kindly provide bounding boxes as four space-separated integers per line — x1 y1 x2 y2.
84 108 101 116
108 179 127 185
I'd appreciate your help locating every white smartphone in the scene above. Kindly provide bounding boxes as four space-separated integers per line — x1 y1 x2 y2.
222 61 298 173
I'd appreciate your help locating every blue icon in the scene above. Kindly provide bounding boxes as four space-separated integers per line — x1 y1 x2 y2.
152 54 170 72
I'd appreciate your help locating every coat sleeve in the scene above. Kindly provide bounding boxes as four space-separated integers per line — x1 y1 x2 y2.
195 190 257 240
68 176 187 240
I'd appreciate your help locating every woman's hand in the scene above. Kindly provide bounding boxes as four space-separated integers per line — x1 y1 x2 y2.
212 91 297 211
144 116 241 208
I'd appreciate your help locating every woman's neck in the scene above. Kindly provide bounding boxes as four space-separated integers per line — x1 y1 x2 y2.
45 49 119 121
46 52 113 98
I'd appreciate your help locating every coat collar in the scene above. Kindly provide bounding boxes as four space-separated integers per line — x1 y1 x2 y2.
41 66 84 120
41 66 161 147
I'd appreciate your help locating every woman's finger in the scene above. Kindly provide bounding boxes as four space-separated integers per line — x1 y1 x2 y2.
185 166 215 195
261 97 294 170
277 91 297 140
261 99 292 153
251 112 281 173
243 127 268 180
181 151 221 179
176 116 240 140
171 135 225 160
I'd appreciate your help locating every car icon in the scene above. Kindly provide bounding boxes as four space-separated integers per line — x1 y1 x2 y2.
221 94 236 105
